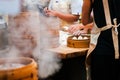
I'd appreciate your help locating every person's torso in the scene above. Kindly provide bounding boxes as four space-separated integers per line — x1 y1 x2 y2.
93 0 120 28
92 0 120 54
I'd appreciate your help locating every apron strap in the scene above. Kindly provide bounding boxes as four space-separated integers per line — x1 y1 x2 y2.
102 0 119 59
102 0 112 25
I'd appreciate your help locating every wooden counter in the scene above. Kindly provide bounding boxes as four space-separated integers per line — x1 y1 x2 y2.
48 45 89 59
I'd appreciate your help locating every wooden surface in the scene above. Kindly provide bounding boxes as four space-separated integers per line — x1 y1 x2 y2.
48 45 89 59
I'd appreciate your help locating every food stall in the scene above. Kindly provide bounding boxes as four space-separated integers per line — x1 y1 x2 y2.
0 0 89 80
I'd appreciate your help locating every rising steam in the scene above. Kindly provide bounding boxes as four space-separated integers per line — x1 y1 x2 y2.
7 0 61 78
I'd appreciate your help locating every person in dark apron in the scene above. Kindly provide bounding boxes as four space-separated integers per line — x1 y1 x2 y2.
82 0 120 80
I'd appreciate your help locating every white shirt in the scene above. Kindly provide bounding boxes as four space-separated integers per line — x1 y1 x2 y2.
48 0 83 15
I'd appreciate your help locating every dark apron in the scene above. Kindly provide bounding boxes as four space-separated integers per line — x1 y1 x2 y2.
86 0 119 66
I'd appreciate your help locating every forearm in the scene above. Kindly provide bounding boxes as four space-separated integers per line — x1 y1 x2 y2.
55 12 79 22
84 22 93 30
82 0 92 25
81 22 93 34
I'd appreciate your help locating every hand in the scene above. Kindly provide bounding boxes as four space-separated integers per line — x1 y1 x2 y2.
72 29 88 36
44 7 57 17
44 7 48 13
68 23 84 34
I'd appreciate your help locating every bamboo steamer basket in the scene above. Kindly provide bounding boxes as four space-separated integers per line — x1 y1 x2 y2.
0 57 38 80
67 36 90 48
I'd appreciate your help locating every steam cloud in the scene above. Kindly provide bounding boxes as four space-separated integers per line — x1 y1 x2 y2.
38 15 61 78
7 0 61 78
